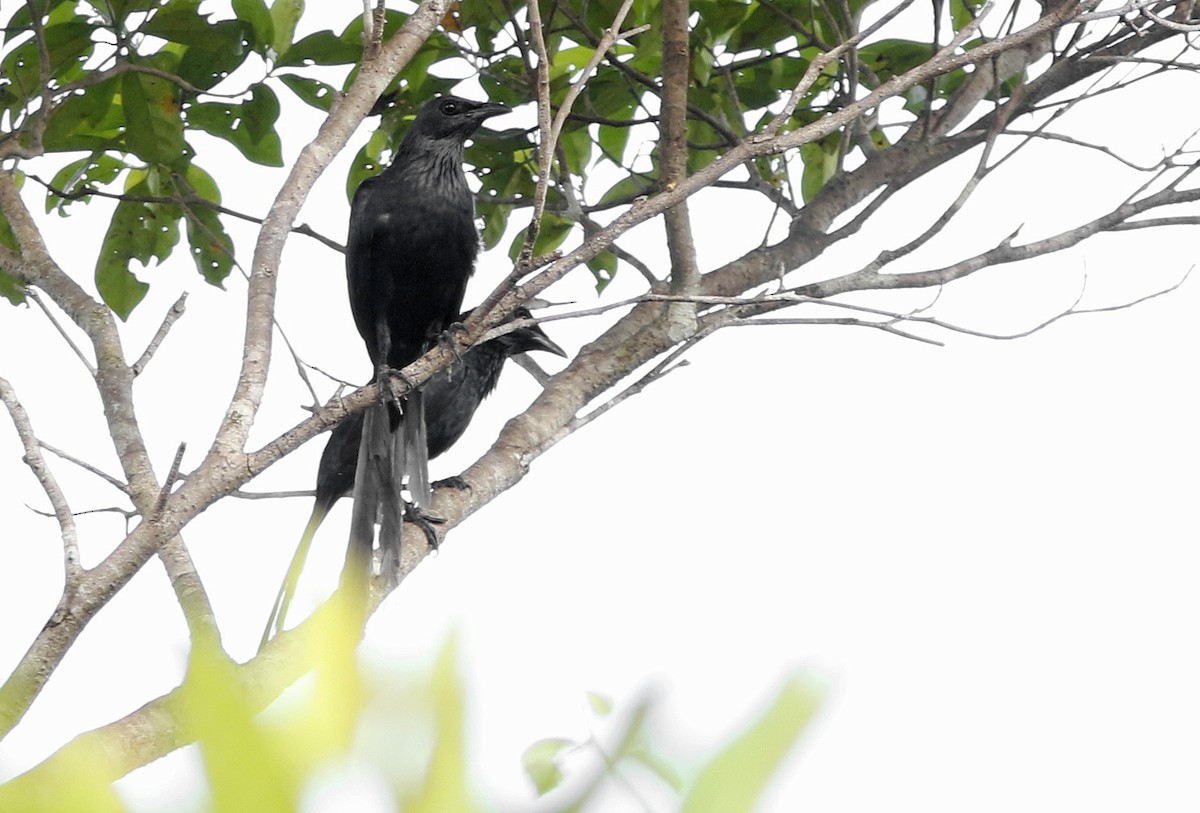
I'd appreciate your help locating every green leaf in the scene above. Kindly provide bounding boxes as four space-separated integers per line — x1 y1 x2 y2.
45 153 126 213
559 126 592 175
175 20 250 89
857 39 935 82
41 77 124 153
276 73 335 111
679 677 823 813
95 245 151 320
522 738 572 795
182 162 222 204
799 136 839 203
184 205 234 285
951 0 987 30
0 212 26 305
587 250 618 293
233 0 274 52
93 170 185 319
598 174 654 207
508 214 574 261
275 29 359 67
0 269 25 305
477 202 510 251
241 84 280 143
140 0 211 42
186 98 283 167
268 0 304 58
121 72 187 167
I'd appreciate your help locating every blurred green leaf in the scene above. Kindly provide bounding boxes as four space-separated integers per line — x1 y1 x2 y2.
402 635 485 813
587 690 613 716
522 737 572 795
680 677 823 813
182 643 296 813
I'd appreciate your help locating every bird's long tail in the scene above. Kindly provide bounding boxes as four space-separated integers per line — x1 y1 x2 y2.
259 502 328 651
379 390 430 584
343 403 402 588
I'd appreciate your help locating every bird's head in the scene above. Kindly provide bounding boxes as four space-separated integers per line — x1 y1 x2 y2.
499 307 567 358
408 95 511 143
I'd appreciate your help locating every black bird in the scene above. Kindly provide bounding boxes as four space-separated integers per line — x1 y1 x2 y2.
345 95 510 580
260 310 565 648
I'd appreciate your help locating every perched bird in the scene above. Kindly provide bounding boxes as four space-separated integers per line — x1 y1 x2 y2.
259 310 565 648
344 94 510 580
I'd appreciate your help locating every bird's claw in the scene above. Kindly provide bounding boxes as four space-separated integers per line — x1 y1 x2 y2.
437 322 469 367
404 501 445 550
432 475 470 492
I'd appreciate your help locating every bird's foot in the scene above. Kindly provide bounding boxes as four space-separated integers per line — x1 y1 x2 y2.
404 501 445 551
437 323 469 367
432 475 470 492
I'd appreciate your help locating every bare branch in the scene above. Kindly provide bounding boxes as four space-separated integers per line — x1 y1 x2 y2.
38 441 130 495
661 0 700 295
27 290 95 376
0 376 82 584
132 294 188 377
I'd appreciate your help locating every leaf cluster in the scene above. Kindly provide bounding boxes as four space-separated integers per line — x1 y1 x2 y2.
2 0 1003 313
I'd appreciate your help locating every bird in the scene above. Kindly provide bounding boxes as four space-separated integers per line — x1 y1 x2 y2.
344 94 510 583
259 309 565 649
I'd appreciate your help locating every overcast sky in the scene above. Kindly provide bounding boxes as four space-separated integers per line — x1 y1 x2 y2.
2 5 1199 812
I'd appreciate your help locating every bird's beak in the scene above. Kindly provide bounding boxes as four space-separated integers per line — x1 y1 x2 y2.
467 101 512 122
525 325 567 358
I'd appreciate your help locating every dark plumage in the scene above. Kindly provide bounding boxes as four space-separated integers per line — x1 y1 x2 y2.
344 94 510 581
259 310 565 649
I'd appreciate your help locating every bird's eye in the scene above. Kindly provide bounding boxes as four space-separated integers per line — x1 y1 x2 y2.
440 99 460 115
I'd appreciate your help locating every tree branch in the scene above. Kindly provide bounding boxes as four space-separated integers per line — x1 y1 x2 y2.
0 376 82 585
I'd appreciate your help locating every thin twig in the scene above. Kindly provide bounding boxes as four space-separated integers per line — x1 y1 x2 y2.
39 440 130 494
154 443 187 517
132 293 188 376
27 290 95 375
1 376 83 583
229 489 315 500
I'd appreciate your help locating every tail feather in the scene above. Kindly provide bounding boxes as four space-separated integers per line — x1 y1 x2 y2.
345 404 401 581
403 389 431 508
259 503 327 652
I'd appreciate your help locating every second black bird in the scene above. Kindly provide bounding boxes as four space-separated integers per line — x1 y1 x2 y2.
259 312 565 648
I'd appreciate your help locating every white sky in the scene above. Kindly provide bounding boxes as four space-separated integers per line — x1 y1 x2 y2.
2 4 1199 811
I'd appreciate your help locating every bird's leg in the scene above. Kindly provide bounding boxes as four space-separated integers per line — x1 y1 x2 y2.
403 500 445 550
436 322 469 369
373 320 406 414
